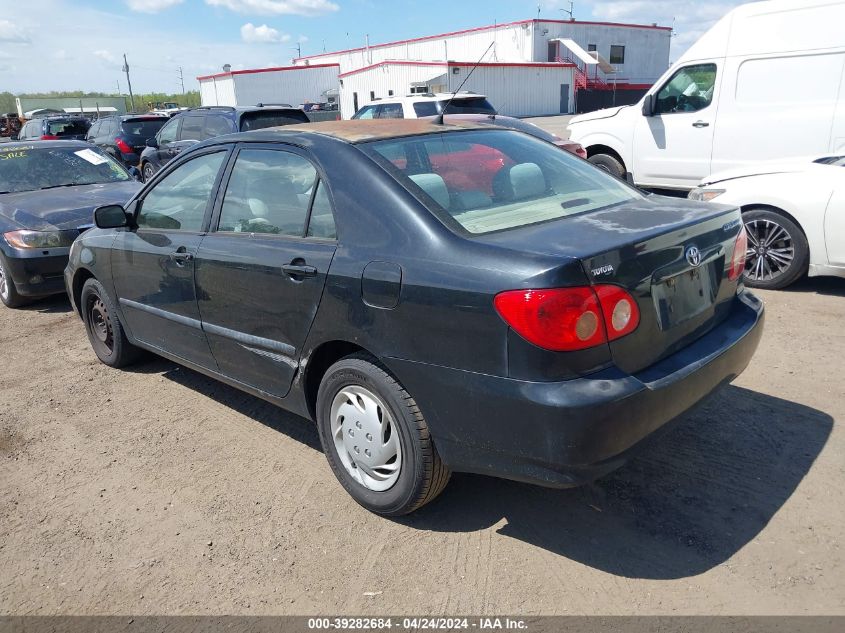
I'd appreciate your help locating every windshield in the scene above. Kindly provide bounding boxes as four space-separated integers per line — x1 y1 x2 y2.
120 118 166 140
240 111 308 131
361 129 642 235
0 145 130 194
47 119 90 137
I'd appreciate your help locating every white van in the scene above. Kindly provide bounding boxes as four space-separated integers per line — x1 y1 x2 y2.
567 0 845 191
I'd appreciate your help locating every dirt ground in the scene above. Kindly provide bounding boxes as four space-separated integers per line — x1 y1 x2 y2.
1 276 843 616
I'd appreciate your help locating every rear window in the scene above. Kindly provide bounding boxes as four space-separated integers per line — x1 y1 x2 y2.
120 118 167 140
0 145 130 194
441 97 496 115
361 130 641 235
240 110 309 131
48 120 90 136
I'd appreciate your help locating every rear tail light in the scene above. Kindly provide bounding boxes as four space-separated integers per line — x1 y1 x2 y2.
494 285 639 352
574 143 587 159
115 137 133 154
40 135 59 140
728 225 749 281
594 285 640 341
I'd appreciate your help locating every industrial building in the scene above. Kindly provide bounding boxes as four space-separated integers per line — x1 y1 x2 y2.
198 63 339 108
15 96 127 118
198 18 671 117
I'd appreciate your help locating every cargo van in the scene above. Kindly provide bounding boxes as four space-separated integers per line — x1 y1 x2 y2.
567 0 845 191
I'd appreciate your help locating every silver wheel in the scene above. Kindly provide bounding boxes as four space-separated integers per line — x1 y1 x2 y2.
744 218 795 283
330 385 402 492
0 260 8 302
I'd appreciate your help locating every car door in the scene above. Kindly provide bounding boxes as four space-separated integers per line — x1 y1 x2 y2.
172 115 204 157
633 62 719 189
111 148 230 369
86 120 101 145
824 177 845 266
194 145 338 397
152 116 181 169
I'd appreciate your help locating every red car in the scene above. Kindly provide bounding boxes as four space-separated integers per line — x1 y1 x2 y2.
426 113 587 159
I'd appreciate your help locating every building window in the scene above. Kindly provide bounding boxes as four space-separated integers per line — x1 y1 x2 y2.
370 91 375 101
610 45 625 64
587 44 597 52
409 86 428 94
388 89 394 96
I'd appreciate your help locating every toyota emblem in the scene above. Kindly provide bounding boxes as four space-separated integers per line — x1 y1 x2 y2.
685 245 702 267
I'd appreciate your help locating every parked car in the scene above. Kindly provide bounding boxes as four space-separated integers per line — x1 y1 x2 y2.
138 105 309 182
352 92 496 120
689 155 845 289
66 120 763 515
426 113 586 158
0 141 141 307
567 0 845 190
17 115 91 141
86 115 168 169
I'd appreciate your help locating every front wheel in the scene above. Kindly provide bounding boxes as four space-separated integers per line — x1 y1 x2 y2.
0 254 30 308
141 162 155 183
316 354 450 516
742 209 809 290
80 278 142 367
588 153 626 179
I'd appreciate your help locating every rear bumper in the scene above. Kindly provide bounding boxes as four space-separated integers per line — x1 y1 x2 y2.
384 289 764 487
2 248 70 297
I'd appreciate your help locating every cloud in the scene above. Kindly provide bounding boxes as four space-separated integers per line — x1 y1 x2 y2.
241 23 290 43
125 0 185 12
93 49 120 65
205 0 339 17
0 19 31 43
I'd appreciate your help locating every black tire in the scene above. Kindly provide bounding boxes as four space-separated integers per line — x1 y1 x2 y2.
142 162 155 183
742 208 809 290
80 278 142 368
0 253 31 308
316 354 450 516
588 153 626 179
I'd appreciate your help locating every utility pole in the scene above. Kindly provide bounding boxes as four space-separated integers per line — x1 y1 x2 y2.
116 79 121 96
178 66 185 94
122 53 136 113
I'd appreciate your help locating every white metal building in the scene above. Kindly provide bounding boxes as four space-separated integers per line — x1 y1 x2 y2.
295 19 671 89
338 61 576 119
198 64 340 107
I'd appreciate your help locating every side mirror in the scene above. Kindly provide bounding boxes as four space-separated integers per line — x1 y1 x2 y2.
145 137 159 148
127 166 142 181
641 94 655 117
94 204 130 229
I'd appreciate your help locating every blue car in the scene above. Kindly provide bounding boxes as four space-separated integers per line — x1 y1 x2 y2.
0 141 141 307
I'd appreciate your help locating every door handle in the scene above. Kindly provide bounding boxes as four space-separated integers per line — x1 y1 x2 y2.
282 261 317 279
692 120 710 128
170 248 193 265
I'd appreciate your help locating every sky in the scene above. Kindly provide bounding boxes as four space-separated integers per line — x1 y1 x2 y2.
0 0 749 94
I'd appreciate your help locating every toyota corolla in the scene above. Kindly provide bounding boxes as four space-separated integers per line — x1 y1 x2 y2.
65 120 764 515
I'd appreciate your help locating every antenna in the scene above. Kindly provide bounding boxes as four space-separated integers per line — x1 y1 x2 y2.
560 2 574 20
434 41 494 125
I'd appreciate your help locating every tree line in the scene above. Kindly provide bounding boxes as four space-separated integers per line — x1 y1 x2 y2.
0 91 202 115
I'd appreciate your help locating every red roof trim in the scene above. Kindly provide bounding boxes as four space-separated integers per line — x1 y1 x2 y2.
295 18 671 62
197 63 340 81
338 60 575 79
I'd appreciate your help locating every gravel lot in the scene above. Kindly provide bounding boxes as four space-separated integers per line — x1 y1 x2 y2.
1 275 843 616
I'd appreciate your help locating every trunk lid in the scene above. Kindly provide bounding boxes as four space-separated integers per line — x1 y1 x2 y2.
478 196 744 374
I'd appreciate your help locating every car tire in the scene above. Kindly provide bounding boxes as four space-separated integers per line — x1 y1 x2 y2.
80 278 142 368
0 253 31 308
142 162 155 183
316 354 451 516
742 208 809 290
588 153 626 179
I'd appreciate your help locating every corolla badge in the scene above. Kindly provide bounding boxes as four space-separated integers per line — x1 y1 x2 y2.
685 245 702 267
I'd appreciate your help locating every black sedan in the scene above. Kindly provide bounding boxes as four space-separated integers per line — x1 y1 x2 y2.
0 141 141 307
65 120 764 515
